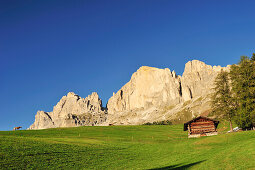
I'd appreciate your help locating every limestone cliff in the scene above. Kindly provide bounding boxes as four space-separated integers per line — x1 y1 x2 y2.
106 60 230 125
107 66 182 114
29 92 107 129
181 60 230 101
29 60 231 129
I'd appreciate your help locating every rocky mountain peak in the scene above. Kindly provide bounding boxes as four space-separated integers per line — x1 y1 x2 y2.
29 92 107 129
106 60 229 125
183 60 210 74
66 92 79 98
87 92 101 103
29 60 230 128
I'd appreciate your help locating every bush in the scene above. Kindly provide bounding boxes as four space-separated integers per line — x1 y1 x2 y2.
143 120 172 125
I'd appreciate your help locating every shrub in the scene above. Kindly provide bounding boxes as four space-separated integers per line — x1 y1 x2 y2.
143 120 172 125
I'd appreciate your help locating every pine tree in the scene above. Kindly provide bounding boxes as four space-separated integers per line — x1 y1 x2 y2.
211 70 235 131
251 53 255 62
230 55 255 129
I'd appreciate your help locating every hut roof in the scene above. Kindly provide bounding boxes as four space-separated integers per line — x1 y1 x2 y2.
183 116 219 131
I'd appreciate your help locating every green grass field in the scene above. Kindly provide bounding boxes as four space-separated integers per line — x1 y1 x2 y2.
1 123 255 169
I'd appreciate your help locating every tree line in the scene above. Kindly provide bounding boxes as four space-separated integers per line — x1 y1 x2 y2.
211 53 255 131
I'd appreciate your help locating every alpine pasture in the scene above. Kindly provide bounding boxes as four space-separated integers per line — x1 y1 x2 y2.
1 124 255 169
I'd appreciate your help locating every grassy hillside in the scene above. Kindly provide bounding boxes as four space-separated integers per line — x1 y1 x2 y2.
1 123 255 169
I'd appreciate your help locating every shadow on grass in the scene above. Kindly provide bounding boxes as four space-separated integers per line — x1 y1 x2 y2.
150 160 205 170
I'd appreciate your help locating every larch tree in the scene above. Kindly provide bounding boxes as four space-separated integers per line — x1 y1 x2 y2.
211 70 235 131
230 55 255 130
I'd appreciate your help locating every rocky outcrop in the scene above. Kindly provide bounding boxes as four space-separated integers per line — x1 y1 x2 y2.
29 92 107 129
29 60 231 129
106 60 230 125
181 60 230 101
29 111 54 130
107 66 182 114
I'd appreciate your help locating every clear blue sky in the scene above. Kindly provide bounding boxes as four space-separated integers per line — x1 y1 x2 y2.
1 0 254 130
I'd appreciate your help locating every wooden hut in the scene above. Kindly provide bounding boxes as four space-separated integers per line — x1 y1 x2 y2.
184 116 219 138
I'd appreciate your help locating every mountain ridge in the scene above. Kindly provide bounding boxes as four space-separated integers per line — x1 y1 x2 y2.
29 60 230 129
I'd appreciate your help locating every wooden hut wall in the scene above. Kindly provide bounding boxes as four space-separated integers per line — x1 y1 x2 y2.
190 118 216 134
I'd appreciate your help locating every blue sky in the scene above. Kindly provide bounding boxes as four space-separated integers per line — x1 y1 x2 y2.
1 0 254 130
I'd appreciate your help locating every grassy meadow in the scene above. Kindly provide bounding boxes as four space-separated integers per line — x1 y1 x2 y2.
0 123 255 169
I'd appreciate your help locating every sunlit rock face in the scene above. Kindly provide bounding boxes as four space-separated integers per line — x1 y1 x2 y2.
106 60 230 125
28 92 107 129
29 60 231 129
28 111 54 130
180 60 230 101
107 66 182 113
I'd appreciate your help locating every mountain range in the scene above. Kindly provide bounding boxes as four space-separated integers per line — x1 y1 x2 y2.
29 60 230 129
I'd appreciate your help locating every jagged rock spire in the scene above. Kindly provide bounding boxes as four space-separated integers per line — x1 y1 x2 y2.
28 92 107 129
29 60 230 128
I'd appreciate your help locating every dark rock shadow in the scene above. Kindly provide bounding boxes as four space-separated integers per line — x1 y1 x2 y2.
149 160 205 170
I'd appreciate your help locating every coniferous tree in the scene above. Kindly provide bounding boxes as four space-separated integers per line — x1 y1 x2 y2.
230 55 255 129
211 70 235 131
251 53 255 62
